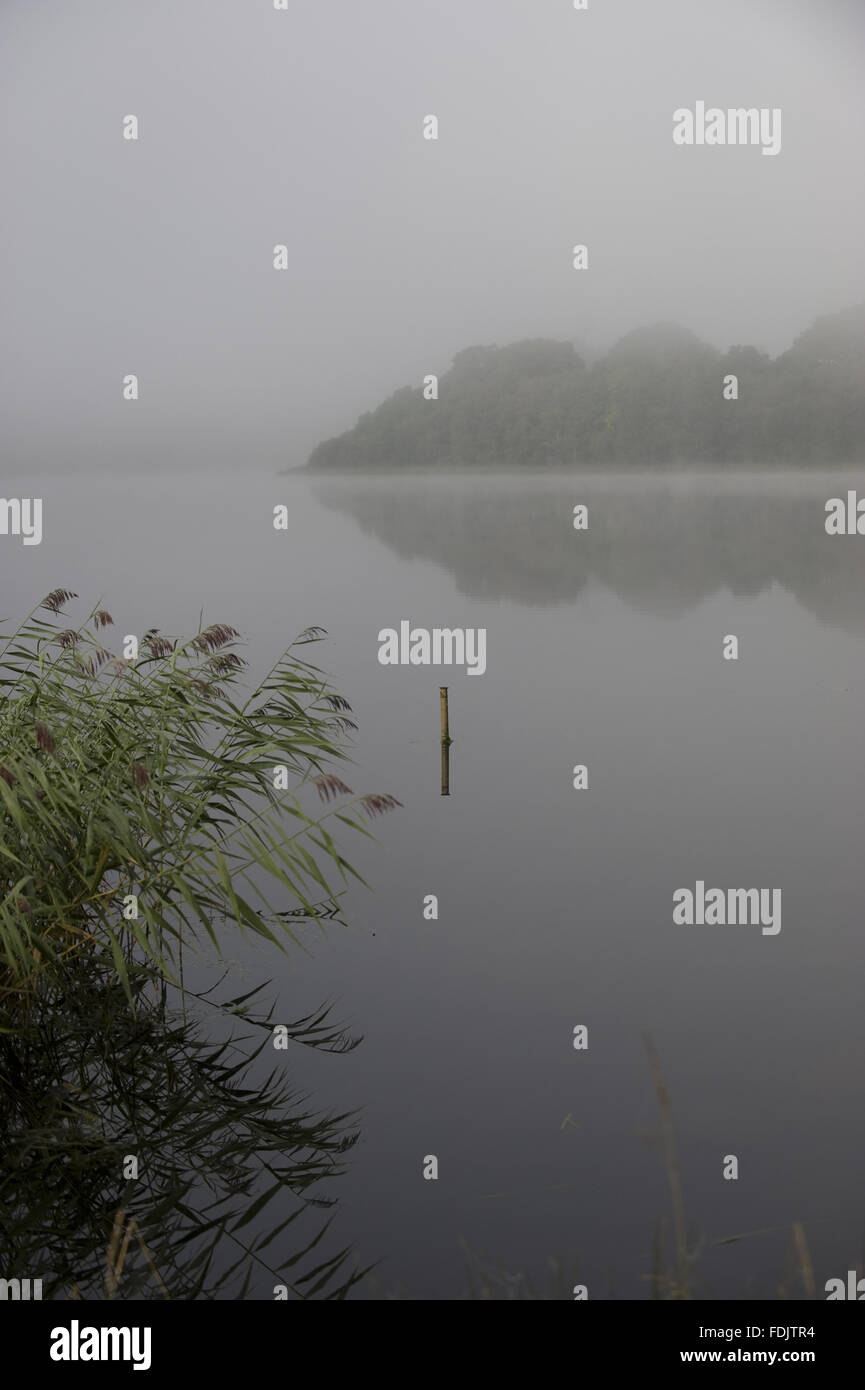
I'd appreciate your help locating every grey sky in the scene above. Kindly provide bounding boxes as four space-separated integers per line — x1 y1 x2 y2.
1 0 863 471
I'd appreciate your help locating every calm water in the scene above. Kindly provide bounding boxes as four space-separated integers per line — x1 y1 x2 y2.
4 468 864 1299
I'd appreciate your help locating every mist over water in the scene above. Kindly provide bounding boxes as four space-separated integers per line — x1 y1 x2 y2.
2 0 864 1305
1 0 864 473
3 470 863 1297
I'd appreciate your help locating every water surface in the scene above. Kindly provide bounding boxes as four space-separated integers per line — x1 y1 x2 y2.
3 468 863 1299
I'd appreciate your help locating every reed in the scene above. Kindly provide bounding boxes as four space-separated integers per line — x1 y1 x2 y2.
0 952 369 1298
0 590 400 1021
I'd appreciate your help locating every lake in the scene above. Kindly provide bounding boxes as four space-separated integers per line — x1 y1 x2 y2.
3 467 864 1299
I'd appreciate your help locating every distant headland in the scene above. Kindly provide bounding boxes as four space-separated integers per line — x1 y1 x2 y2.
303 303 865 472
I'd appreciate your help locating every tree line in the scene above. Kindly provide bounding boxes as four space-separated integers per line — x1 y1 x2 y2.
306 303 865 469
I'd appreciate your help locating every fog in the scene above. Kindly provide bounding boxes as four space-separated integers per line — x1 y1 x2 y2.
1 0 863 472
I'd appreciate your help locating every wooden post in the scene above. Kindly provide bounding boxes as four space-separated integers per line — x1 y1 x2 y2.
439 687 451 746
440 686 451 796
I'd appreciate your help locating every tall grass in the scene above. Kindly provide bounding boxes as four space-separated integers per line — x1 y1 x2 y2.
0 590 401 1296
0 590 400 1021
0 953 368 1299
